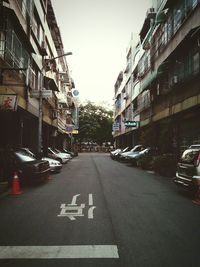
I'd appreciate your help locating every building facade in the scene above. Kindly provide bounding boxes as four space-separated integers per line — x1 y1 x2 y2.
113 0 200 157
0 0 78 153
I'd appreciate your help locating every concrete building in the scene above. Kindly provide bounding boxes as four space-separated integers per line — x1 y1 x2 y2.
113 0 200 157
0 0 78 153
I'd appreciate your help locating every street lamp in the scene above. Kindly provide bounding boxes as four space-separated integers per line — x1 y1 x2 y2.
38 52 73 156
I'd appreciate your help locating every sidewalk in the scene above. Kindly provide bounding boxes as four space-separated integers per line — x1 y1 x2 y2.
0 182 10 199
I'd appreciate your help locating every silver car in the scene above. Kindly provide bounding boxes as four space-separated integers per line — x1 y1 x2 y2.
174 146 200 192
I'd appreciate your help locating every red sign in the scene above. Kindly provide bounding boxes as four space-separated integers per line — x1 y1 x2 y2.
0 94 18 111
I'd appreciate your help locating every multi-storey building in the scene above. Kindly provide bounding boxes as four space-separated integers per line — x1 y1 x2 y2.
113 0 200 157
0 0 78 153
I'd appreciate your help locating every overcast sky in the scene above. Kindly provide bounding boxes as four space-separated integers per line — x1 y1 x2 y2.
51 0 152 105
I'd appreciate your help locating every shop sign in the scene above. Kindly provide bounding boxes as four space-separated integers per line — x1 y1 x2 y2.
30 90 52 98
112 122 120 131
42 90 52 98
72 129 79 134
124 121 138 128
0 94 18 111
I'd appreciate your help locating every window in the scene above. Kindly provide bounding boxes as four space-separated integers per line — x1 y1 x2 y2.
192 52 200 75
167 15 173 42
0 32 5 58
173 8 182 33
32 11 41 41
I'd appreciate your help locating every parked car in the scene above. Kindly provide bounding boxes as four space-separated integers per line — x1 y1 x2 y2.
19 148 62 173
174 146 200 193
118 145 143 162
112 147 130 160
126 147 158 166
110 148 122 159
0 149 51 185
189 144 200 149
46 147 70 164
54 148 72 160
62 148 78 157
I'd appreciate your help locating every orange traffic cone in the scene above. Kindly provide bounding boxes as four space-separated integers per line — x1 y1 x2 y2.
11 172 22 195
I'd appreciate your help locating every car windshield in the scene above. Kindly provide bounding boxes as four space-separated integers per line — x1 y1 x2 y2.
15 151 35 162
54 148 61 153
50 148 58 154
140 148 149 154
131 146 142 152
180 149 199 164
19 149 35 158
189 145 200 149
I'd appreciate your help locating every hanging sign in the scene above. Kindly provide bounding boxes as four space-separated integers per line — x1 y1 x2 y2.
30 90 52 98
0 94 18 111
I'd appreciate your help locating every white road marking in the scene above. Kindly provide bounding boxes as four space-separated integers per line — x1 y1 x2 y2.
88 193 93 205
58 203 85 220
88 206 96 219
69 194 80 206
0 245 119 259
58 194 96 220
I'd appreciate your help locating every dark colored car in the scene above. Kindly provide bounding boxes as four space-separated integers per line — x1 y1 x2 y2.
174 146 200 193
0 149 51 185
19 148 62 173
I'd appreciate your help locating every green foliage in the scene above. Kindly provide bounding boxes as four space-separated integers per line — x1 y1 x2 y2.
78 101 113 146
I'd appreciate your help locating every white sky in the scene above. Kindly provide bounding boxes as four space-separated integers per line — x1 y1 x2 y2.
51 0 152 105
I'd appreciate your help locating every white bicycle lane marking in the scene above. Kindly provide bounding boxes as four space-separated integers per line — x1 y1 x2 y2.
57 193 96 221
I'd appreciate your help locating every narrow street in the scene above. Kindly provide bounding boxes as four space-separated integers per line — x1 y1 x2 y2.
0 153 200 267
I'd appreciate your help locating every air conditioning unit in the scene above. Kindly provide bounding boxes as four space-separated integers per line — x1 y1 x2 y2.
58 103 63 109
59 74 64 81
63 83 69 90
41 40 48 56
123 93 128 99
146 7 155 18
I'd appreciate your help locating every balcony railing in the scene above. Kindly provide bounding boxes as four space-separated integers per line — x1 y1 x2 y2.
0 30 29 80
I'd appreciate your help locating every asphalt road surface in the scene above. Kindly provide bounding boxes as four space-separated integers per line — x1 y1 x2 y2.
0 153 200 267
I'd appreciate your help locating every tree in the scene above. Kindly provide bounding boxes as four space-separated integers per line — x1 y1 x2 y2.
77 101 113 148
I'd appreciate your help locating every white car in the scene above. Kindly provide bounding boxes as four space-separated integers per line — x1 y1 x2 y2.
54 148 72 160
47 147 70 164
42 157 62 172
